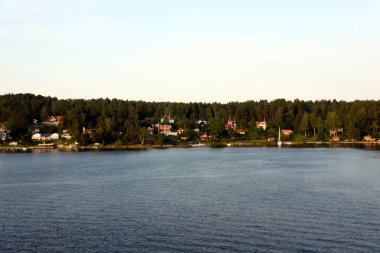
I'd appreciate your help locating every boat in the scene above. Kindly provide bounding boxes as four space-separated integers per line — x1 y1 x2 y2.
37 142 55 149
277 127 282 147
190 142 206 147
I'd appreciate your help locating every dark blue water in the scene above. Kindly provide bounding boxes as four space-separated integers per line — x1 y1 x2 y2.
0 148 379 252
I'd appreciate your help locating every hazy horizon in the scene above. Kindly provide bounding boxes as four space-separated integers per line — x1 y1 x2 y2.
1 0 379 103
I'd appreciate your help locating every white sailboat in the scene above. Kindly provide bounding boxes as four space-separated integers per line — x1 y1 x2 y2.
277 127 282 147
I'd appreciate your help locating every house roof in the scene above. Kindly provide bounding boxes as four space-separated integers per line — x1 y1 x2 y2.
47 116 64 122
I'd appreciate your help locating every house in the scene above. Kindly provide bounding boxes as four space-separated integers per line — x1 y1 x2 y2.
32 133 42 141
147 127 154 135
196 120 207 125
159 124 172 133
177 128 185 135
234 128 246 135
193 128 200 133
200 133 214 140
329 128 344 137
160 114 174 124
281 129 293 136
153 124 177 136
331 136 340 142
256 121 267 131
9 142 17 146
50 133 60 140
43 116 64 125
363 135 375 142
0 123 11 141
160 125 178 136
225 118 237 130
60 133 72 140
31 133 56 141
0 132 7 141
164 131 178 136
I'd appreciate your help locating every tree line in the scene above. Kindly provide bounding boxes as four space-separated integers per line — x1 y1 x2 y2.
0 93 379 144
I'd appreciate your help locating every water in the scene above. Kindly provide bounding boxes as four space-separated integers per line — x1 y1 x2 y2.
0 148 379 252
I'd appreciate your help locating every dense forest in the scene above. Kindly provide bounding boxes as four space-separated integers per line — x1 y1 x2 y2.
0 93 379 145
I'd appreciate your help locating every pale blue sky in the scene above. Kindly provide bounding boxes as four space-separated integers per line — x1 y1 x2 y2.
0 0 379 102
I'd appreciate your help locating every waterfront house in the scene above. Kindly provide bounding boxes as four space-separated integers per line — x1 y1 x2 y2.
256 121 267 131
164 131 178 136
154 124 177 136
32 133 41 141
43 116 64 125
363 135 375 142
0 123 11 141
177 128 185 135
50 133 60 140
193 128 200 133
200 133 214 140
196 120 207 125
60 133 72 140
31 133 56 141
0 131 7 141
225 118 237 130
159 124 172 133
281 129 293 136
234 128 246 135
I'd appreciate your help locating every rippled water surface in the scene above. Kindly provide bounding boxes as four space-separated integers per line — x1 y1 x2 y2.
0 148 379 252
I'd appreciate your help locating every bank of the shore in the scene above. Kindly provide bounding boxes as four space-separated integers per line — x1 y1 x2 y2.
1 141 379 153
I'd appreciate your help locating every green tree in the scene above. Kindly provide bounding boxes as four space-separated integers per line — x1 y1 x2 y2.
299 112 309 136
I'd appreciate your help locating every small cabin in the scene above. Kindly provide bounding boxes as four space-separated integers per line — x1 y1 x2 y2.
363 135 375 142
281 129 293 136
256 121 267 131
234 128 246 135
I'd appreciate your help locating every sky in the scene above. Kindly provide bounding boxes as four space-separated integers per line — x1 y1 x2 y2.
0 0 379 103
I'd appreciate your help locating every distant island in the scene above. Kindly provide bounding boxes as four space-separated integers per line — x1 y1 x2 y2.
0 93 379 151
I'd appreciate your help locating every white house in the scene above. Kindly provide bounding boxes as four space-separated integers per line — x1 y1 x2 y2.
0 132 7 141
60 133 72 140
50 133 60 140
32 133 42 141
196 120 207 125
32 133 58 141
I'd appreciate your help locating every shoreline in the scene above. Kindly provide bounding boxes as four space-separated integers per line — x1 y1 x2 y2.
0 141 379 153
